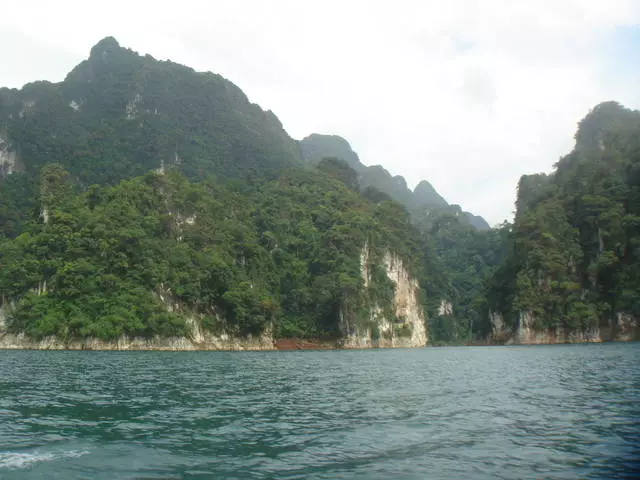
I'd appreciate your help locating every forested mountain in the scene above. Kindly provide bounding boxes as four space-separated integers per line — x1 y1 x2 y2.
0 37 637 348
299 134 499 344
414 180 448 208
299 134 490 229
484 102 640 342
0 36 303 249
0 163 424 344
0 37 301 185
0 38 427 348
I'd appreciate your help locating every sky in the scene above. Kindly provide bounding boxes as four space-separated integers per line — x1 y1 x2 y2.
1 1 640 225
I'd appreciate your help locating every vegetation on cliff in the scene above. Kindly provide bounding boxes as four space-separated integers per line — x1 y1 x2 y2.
0 160 421 341
1 37 638 345
484 102 640 336
300 134 503 343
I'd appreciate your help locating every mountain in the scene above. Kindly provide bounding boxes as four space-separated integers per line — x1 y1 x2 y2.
299 133 490 229
484 101 640 343
0 37 301 188
299 134 500 344
1 37 636 348
413 180 447 208
464 213 491 230
0 38 427 349
299 134 360 170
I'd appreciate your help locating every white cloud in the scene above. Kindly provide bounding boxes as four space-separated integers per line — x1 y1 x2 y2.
1 0 639 225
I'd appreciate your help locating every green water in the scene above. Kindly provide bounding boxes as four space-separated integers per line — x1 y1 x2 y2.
1 344 638 479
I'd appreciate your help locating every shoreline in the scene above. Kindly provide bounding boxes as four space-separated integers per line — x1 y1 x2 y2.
0 338 637 352
274 338 339 350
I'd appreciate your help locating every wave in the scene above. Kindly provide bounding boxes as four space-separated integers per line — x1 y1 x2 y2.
0 449 89 470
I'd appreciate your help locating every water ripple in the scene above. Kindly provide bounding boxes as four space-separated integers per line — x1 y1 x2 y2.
0 344 639 479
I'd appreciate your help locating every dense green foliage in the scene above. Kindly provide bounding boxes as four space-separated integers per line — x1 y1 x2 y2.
0 37 300 188
0 162 420 341
0 173 38 238
0 38 429 344
299 134 503 343
486 102 640 334
2 37 637 346
415 207 510 342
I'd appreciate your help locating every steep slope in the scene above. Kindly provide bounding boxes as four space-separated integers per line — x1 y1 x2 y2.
299 134 361 170
0 38 428 349
0 165 427 349
413 180 447 208
299 133 489 229
0 37 301 189
463 212 491 230
299 134 495 344
484 102 640 343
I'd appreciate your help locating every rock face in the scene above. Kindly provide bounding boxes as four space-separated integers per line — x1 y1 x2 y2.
612 313 639 342
506 311 602 344
340 245 427 348
2 251 429 350
438 300 453 317
489 310 510 343
488 310 640 344
0 331 274 350
0 135 20 178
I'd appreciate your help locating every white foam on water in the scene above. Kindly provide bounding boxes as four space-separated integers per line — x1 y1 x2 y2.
0 449 89 469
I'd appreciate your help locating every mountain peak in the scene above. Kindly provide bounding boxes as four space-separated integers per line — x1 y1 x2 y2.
8 37 301 185
414 180 447 207
299 134 490 229
89 36 122 59
575 101 640 152
299 133 363 170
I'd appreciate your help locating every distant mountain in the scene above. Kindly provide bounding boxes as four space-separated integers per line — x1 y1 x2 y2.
463 212 491 230
299 134 360 170
413 180 447 208
299 133 490 229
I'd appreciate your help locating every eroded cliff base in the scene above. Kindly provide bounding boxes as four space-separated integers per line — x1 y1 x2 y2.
487 310 640 345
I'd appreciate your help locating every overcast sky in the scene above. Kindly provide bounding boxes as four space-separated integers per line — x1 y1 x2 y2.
2 0 639 225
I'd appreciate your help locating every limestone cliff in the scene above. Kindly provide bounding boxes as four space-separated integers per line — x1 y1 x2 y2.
1 252 431 350
340 245 427 348
0 135 20 178
487 309 640 344
483 103 640 346
438 300 453 317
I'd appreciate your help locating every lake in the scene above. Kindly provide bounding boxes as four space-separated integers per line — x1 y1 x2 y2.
1 344 638 479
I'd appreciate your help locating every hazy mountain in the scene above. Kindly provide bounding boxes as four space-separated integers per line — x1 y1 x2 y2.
299 133 490 229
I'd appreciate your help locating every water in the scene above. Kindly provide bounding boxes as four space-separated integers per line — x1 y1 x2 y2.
0 344 638 479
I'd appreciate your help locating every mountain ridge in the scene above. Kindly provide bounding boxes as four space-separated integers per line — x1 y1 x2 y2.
1 37 637 348
0 36 302 187
299 133 490 229
0 36 429 349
